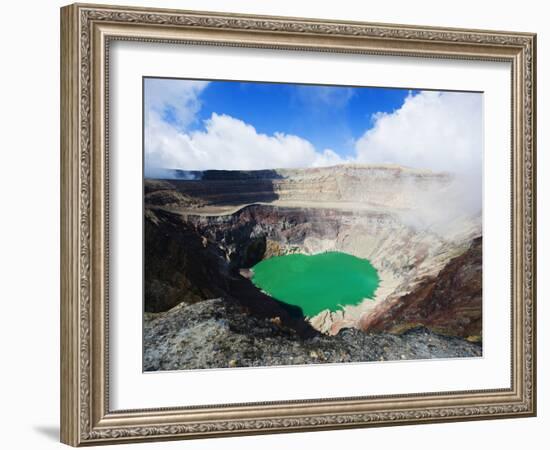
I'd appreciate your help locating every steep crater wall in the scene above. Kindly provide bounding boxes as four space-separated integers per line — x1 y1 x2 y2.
145 205 479 336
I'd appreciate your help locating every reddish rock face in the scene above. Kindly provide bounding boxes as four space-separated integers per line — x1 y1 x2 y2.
360 237 482 340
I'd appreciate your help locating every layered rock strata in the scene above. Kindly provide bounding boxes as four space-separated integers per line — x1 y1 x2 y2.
146 164 454 212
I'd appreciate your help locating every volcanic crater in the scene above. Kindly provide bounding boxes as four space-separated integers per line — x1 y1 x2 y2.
144 164 482 370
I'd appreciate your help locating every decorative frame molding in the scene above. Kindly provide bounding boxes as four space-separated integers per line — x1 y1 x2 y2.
60 3 536 446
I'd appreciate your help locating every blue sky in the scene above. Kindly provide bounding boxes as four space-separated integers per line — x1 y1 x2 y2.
182 81 415 159
144 77 481 177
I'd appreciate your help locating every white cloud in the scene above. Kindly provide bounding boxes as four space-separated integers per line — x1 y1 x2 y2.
355 90 482 177
353 90 483 223
144 78 209 130
145 112 344 174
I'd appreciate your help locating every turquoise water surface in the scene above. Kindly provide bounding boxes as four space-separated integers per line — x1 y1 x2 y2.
251 252 379 317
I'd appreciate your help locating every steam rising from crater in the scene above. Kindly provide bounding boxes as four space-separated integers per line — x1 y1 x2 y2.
354 91 483 232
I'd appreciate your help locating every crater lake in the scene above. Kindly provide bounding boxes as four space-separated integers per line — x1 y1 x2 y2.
251 251 380 317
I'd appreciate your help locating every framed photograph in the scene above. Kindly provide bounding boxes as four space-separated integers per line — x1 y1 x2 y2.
60 3 537 446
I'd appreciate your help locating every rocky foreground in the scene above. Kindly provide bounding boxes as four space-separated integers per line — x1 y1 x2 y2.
144 298 482 371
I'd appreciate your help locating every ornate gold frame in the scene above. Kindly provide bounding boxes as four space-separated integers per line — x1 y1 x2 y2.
60 3 537 446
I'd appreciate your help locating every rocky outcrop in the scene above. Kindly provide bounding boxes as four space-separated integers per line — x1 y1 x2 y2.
144 298 482 371
360 237 482 340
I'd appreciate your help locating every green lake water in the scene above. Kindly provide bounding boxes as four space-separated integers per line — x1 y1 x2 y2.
251 252 380 317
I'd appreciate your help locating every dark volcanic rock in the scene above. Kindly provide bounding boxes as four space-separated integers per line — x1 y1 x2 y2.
144 208 228 312
146 176 280 206
144 207 319 337
144 298 482 371
361 237 482 339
